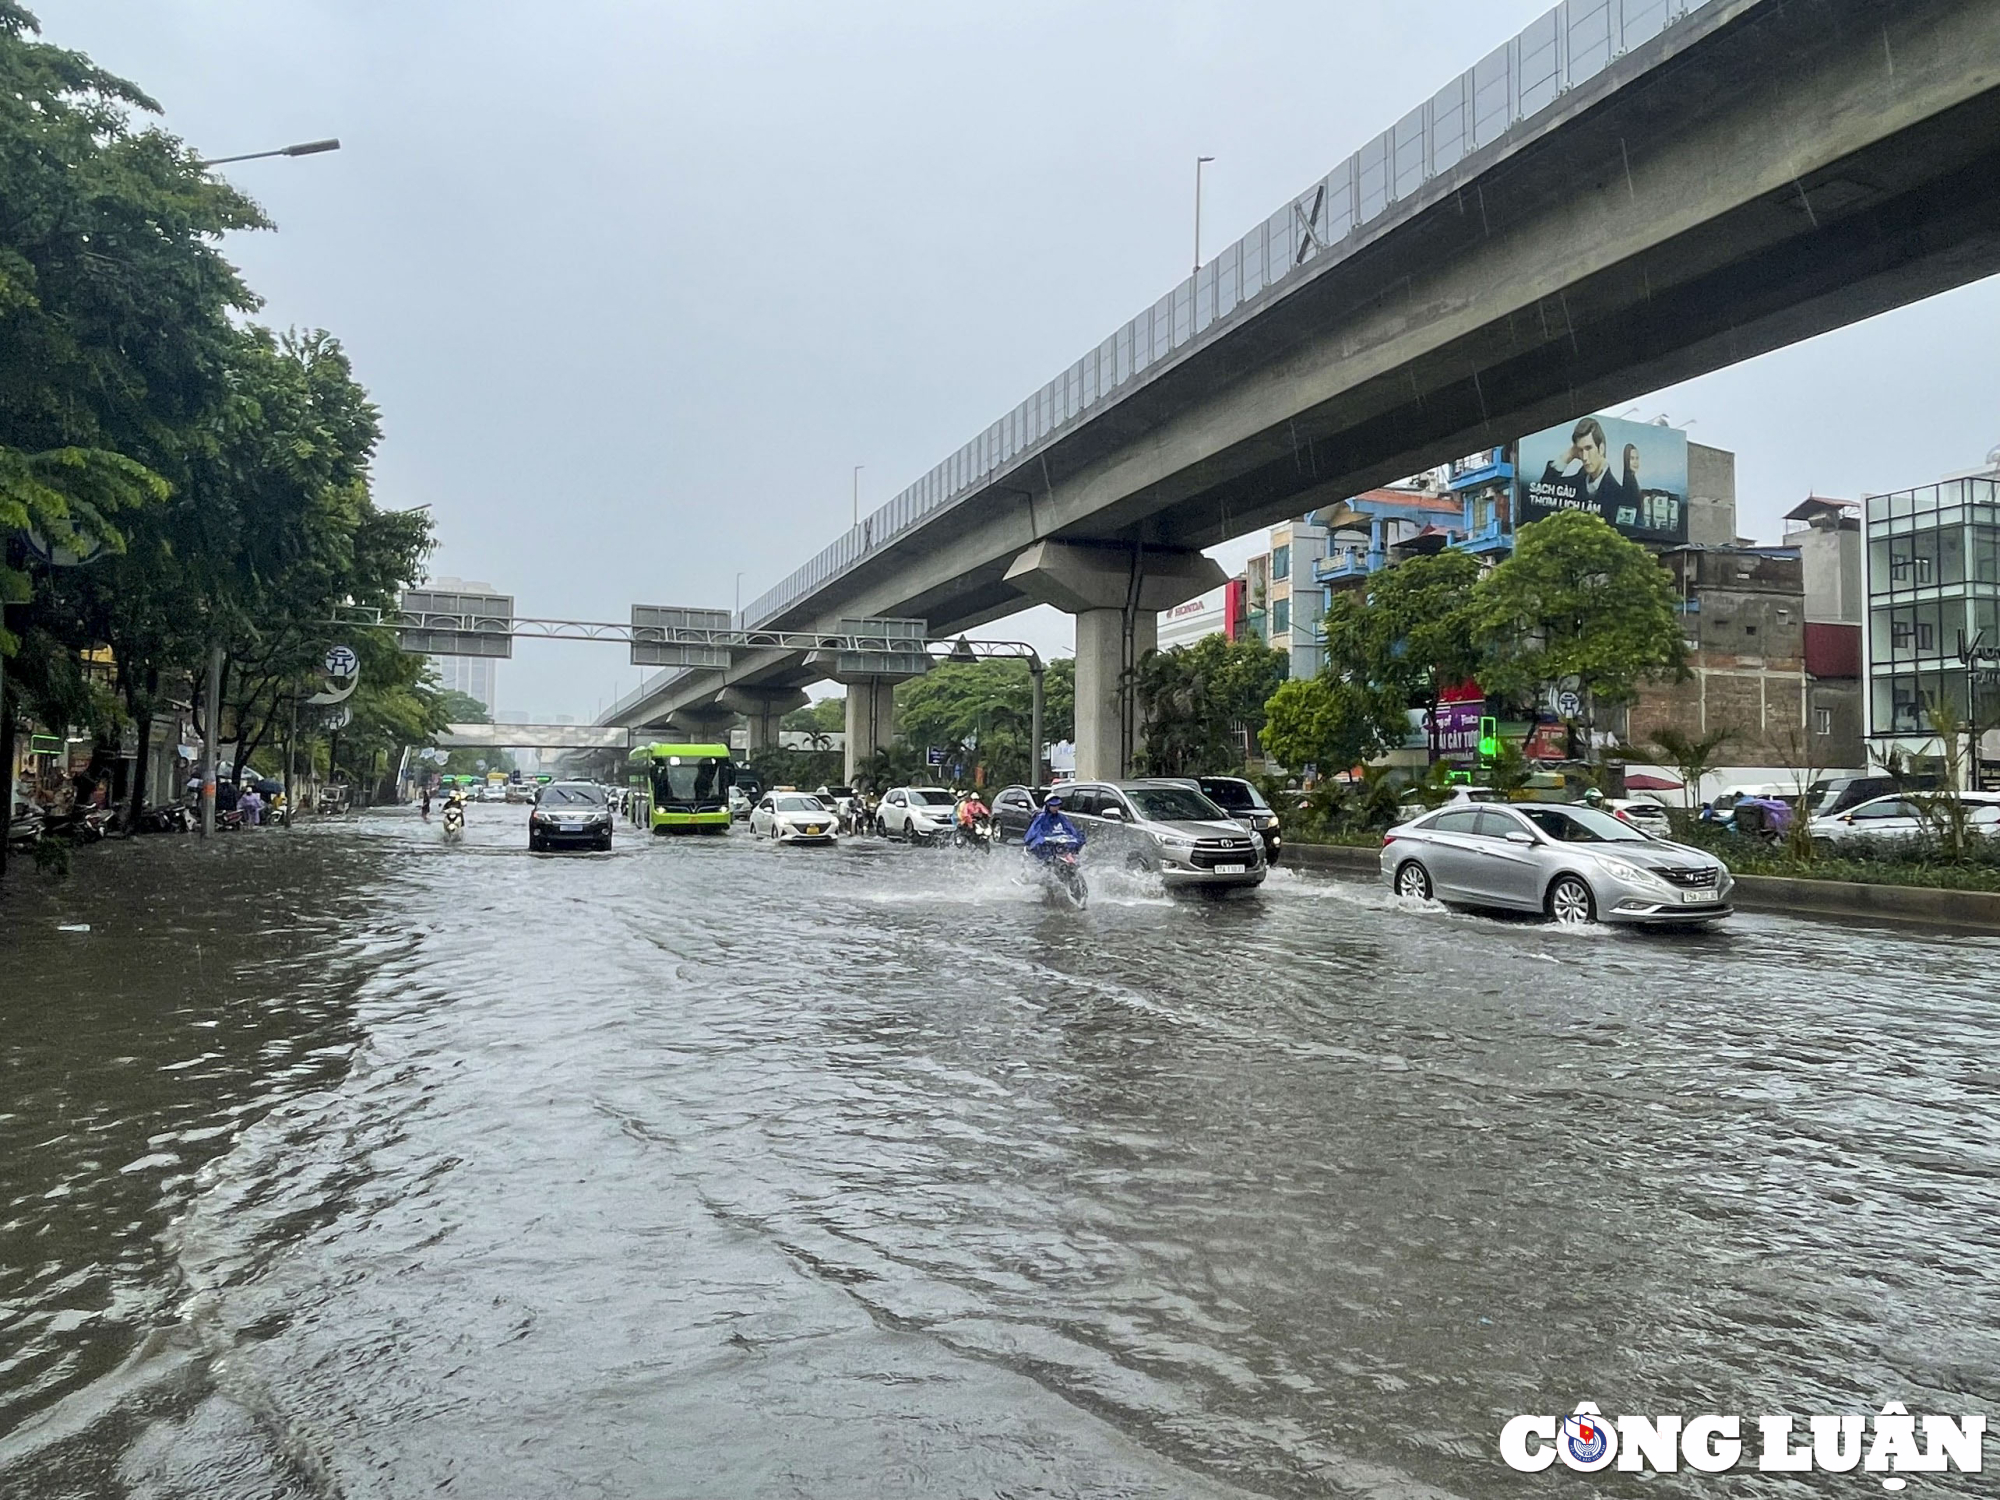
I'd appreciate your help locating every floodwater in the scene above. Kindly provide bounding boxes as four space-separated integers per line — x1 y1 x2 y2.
2 806 1996 1498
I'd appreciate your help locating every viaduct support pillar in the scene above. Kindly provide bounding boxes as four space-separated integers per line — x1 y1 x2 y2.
663 702 737 748
717 687 808 755
843 677 898 786
1004 540 1224 781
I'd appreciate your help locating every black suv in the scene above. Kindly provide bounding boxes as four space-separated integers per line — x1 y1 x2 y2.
1186 776 1283 864
992 785 1058 843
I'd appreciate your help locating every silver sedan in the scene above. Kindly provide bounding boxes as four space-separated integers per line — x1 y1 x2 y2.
1379 802 1732 925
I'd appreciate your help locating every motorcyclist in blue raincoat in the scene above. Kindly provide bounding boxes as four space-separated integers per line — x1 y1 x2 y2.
1024 793 1085 854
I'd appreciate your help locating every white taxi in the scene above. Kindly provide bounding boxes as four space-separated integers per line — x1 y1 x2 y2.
750 792 839 844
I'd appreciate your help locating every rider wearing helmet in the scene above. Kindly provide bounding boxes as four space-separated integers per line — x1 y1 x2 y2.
957 788 990 829
1023 792 1084 851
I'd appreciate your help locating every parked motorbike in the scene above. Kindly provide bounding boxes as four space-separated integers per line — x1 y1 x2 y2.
1028 833 1087 909
141 803 194 833
7 806 47 850
72 807 116 842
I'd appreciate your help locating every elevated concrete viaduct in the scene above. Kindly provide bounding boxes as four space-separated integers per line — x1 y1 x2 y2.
607 0 2000 779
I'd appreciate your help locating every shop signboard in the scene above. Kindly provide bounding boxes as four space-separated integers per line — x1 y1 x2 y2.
1434 699 1485 756
1515 414 1689 544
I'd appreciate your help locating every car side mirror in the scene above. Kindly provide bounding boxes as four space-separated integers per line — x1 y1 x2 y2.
1100 806 1124 821
1504 831 1534 845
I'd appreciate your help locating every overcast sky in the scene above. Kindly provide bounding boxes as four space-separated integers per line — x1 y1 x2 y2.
49 1 2000 720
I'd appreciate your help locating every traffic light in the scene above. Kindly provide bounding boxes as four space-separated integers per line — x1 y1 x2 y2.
1477 716 1499 760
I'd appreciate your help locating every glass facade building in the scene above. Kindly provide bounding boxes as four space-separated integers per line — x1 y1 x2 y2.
1863 476 2000 754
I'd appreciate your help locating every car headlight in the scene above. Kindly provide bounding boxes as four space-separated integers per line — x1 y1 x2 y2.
1158 833 1195 848
1599 857 1672 892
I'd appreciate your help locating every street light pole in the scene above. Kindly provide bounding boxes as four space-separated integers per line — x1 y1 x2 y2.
1194 155 1215 275
187 131 336 837
1029 654 1046 789
199 138 341 168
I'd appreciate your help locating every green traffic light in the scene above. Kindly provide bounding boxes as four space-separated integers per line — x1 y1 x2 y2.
1477 716 1498 759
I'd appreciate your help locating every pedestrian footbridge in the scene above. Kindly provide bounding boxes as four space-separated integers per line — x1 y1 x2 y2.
435 724 633 751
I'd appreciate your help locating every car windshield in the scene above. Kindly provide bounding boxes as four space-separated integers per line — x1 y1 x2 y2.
1124 787 1229 823
823 786 855 798
651 757 729 804
1197 779 1266 812
1520 805 1650 843
540 784 604 806
774 796 821 813
907 789 954 807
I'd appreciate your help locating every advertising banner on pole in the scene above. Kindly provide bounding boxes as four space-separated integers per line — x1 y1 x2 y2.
1515 415 1689 544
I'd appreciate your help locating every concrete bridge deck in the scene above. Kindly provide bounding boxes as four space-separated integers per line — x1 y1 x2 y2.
608 0 2000 779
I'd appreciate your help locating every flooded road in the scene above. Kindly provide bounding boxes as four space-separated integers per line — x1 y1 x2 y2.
2 806 1996 1498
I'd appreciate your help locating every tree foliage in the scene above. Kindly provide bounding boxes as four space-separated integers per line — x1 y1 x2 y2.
1322 550 1483 760
436 689 490 725
0 1 260 642
1258 675 1406 775
1471 510 1686 722
1640 724 1736 812
894 657 1073 788
781 696 845 735
1134 634 1287 776
0 7 437 815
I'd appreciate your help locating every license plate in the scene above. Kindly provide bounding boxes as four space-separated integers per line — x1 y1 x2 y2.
559 822 581 832
1682 889 1718 903
805 825 823 835
1215 862 1246 875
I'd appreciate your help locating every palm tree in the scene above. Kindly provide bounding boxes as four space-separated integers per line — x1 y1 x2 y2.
1642 725 1736 814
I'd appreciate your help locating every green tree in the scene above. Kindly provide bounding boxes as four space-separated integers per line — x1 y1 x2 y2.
1134 634 1288 775
893 657 1072 788
0 11 435 831
441 746 516 779
0 2 259 638
1323 551 1483 762
1473 510 1686 745
1641 724 1736 814
781 695 845 734
1258 675 1406 775
436 689 490 724
0 1 263 820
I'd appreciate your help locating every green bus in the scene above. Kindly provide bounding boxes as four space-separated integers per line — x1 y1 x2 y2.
631 742 735 834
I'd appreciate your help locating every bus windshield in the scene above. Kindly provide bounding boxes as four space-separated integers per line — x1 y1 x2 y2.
650 757 731 806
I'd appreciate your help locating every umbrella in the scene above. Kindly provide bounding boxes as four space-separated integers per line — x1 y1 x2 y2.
1624 772 1682 792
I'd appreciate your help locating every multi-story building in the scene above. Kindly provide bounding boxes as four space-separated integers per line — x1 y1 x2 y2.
1259 519 1330 679
1314 482 1466 588
1626 546 1816 765
1787 496 1866 760
1862 457 2000 781
1157 578 1247 650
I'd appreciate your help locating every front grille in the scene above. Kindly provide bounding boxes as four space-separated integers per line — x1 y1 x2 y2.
1190 839 1257 869
1658 866 1718 889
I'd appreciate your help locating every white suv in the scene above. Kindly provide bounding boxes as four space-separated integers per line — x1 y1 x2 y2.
876 786 957 842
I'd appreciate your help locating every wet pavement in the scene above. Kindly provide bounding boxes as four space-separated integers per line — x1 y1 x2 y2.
1 805 1996 1498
